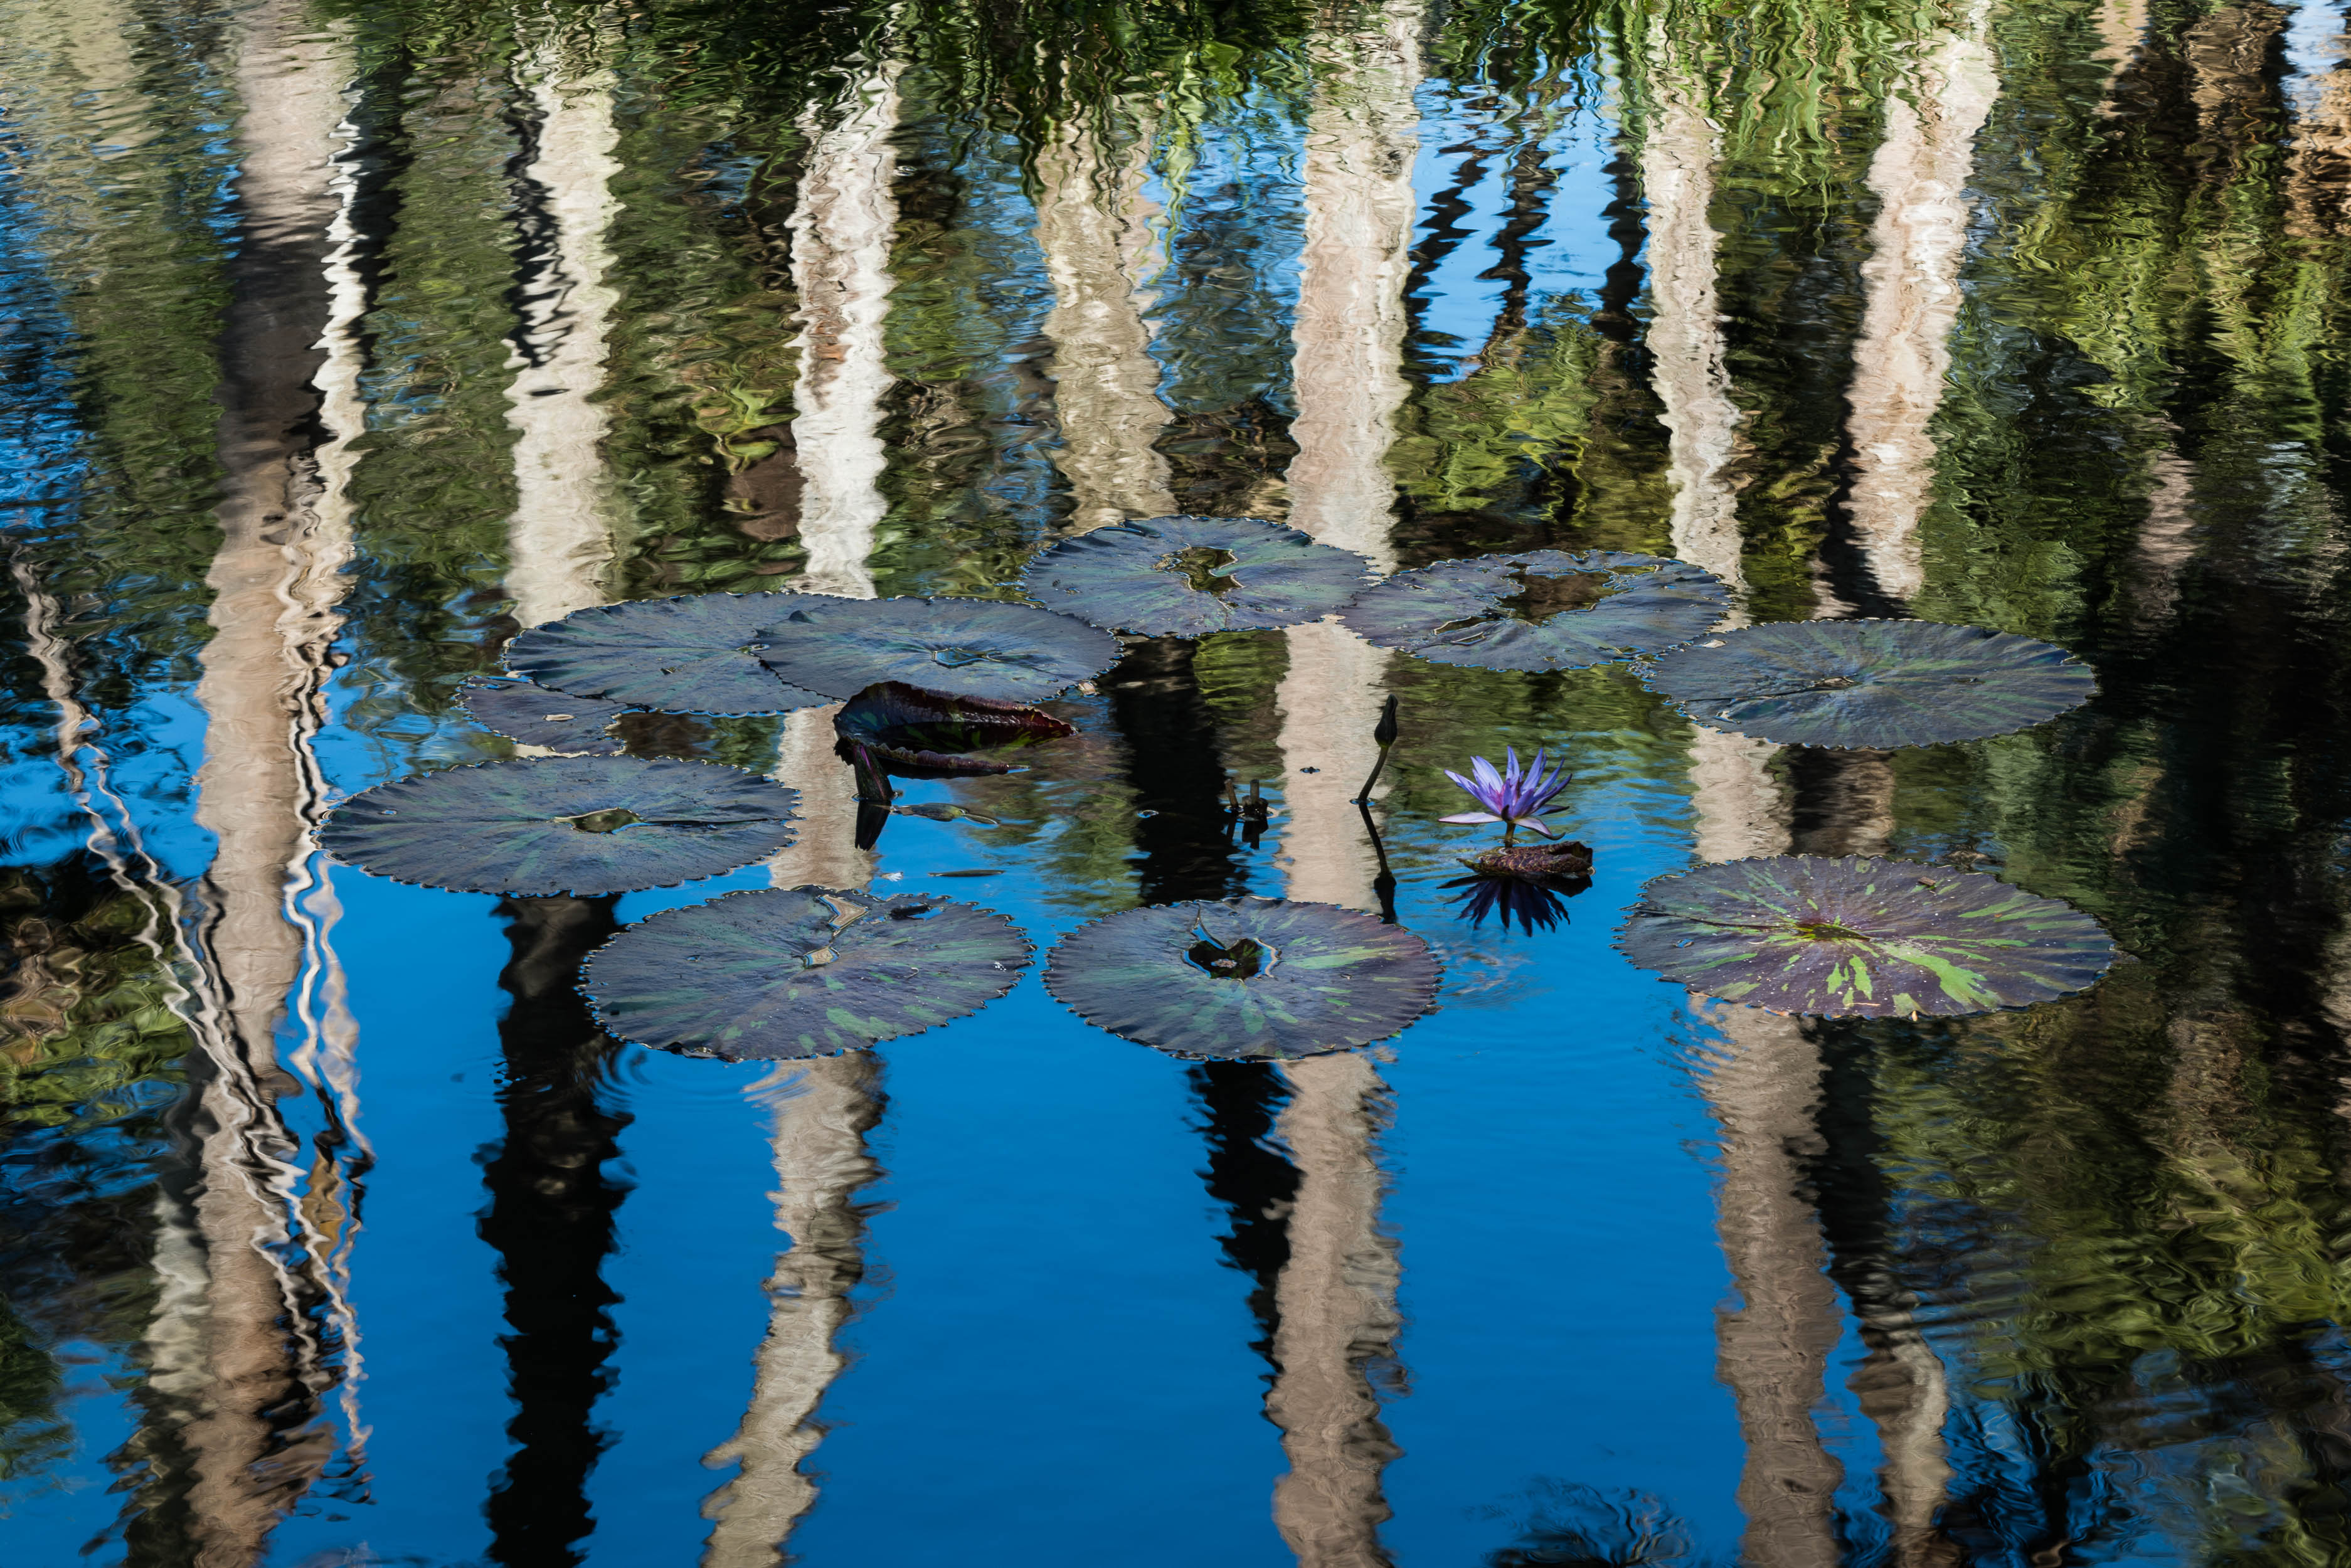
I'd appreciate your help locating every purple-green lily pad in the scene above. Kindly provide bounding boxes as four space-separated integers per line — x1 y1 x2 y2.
753 596 1121 703
1339 549 1727 670
1019 515 1378 636
1613 854 2118 1017
321 757 799 897
1041 897 1441 1061
1638 619 2096 749
457 677 634 755
503 593 838 716
580 885 1031 1060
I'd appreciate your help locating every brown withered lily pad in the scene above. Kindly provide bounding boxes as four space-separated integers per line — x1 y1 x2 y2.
832 682 1075 777
1460 842 1595 881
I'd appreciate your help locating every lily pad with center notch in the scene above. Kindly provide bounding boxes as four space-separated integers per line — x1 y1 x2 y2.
1339 548 1728 670
457 677 635 755
321 756 800 896
503 593 839 716
1019 515 1379 637
1041 897 1441 1061
1638 619 2096 749
1613 854 2118 1017
832 682 1075 776
579 885 1032 1060
752 596 1122 704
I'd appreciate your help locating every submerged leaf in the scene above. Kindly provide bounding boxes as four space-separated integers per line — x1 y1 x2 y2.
321 757 799 896
1042 897 1441 1061
1639 619 2096 749
753 596 1122 702
580 885 1031 1060
1614 854 2118 1017
504 593 838 716
1461 842 1595 881
1340 549 1727 670
833 681 1075 775
457 677 634 755
1020 515 1378 636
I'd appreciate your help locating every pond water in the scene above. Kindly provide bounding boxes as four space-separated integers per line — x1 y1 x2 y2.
3 0 2350 1564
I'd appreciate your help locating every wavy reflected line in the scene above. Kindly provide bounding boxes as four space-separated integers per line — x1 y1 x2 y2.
790 59 903 600
1035 108 1176 530
700 1055 884 1566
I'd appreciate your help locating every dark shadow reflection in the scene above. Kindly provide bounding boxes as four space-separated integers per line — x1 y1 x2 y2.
479 895 633 1568
1103 635 1248 906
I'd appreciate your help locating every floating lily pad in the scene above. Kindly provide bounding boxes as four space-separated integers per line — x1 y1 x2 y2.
1340 549 1727 670
833 682 1075 776
1019 515 1378 636
1638 620 2096 749
457 678 634 755
753 596 1122 703
503 593 837 716
580 885 1031 1060
1613 854 2117 1017
321 757 799 896
1041 897 1440 1061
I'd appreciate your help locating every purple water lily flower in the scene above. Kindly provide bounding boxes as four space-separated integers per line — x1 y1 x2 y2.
1441 746 1571 841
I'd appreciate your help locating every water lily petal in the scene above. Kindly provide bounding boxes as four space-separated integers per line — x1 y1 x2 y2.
1438 812 1502 825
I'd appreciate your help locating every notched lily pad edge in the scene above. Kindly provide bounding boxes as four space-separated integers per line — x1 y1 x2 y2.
575 884 1038 1059
1633 617 2100 752
320 758 804 899
1605 854 2125 1019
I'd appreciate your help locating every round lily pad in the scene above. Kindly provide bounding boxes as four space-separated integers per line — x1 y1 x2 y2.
1339 549 1727 670
1019 515 1378 636
321 757 799 896
833 681 1075 776
752 596 1122 703
457 677 634 755
1638 620 2095 749
1041 897 1441 1061
503 593 838 716
1614 854 2118 1017
580 885 1032 1060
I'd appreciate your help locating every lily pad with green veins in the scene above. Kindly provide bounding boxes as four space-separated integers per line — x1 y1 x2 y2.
1638 619 2096 749
1042 898 1441 1061
1019 515 1379 636
457 677 633 755
753 596 1122 703
580 886 1032 1060
321 757 799 896
1613 854 2118 1017
1339 549 1727 670
503 593 839 716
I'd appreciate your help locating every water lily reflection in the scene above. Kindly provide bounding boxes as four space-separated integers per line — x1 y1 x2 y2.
1444 872 1590 935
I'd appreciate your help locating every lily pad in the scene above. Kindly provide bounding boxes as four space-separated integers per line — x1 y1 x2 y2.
579 885 1031 1060
1339 549 1727 670
457 677 634 755
753 596 1122 703
1638 619 2096 749
1019 515 1378 636
833 682 1075 776
1613 854 2118 1017
503 593 837 716
1041 897 1440 1061
321 757 799 896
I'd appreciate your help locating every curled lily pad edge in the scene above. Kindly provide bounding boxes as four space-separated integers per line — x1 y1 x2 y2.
1038 896 1445 1062
1633 617 2101 753
574 882 1038 1058
1607 852 2123 1019
319 756 804 899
